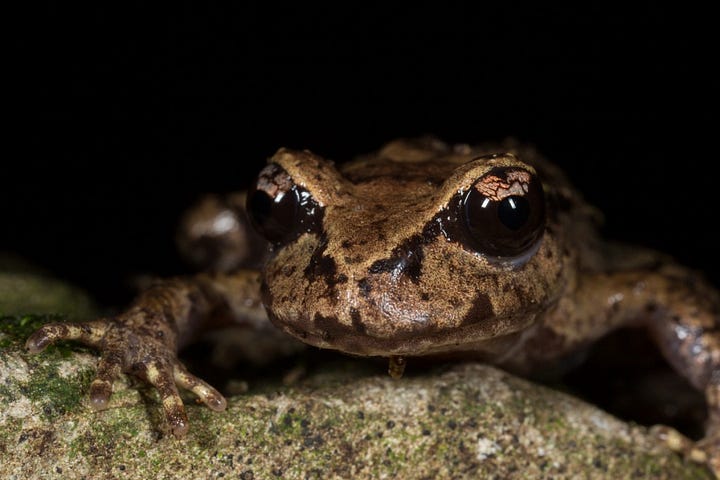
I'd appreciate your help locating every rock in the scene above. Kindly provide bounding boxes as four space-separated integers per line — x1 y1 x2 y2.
0 253 97 320
0 315 711 479
0 261 710 478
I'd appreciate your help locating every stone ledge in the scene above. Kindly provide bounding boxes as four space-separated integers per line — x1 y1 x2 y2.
0 315 710 480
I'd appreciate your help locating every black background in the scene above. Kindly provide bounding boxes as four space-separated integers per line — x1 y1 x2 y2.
4 3 716 306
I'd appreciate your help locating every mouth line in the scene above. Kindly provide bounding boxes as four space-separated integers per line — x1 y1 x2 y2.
273 317 514 358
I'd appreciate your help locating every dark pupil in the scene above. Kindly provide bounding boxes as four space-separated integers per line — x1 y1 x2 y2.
497 195 529 230
247 188 298 243
247 189 273 225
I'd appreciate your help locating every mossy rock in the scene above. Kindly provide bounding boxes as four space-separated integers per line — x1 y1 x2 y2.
0 258 710 479
0 254 97 320
0 314 711 479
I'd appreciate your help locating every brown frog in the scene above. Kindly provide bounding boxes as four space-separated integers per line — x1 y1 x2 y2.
26 138 720 473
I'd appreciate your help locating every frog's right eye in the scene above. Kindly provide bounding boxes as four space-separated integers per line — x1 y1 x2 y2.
247 163 320 244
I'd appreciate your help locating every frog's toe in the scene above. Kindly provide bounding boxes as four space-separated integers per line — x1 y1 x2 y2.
649 424 693 454
173 362 227 412
140 360 190 437
651 425 719 476
25 319 108 353
693 435 720 477
88 347 124 410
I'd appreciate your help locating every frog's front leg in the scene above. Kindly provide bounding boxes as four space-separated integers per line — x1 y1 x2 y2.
26 270 267 437
531 265 719 473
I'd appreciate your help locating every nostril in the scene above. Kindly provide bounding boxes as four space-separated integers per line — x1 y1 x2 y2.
367 236 425 284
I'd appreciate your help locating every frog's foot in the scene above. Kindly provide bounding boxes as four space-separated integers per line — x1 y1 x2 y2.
650 425 719 478
26 319 227 437
693 434 720 478
698 385 720 477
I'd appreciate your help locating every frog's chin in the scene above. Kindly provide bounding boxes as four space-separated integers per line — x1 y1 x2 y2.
268 311 534 358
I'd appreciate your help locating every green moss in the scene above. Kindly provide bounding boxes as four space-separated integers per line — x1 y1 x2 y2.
0 314 57 348
382 443 407 472
0 383 16 404
68 406 150 467
602 437 708 479
22 358 95 419
189 408 223 450
0 315 96 419
542 413 567 431
0 418 23 451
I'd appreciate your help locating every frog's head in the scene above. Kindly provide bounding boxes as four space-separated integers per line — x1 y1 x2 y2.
247 140 566 357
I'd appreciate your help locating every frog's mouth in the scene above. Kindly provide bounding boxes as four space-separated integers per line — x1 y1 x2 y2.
265 307 535 358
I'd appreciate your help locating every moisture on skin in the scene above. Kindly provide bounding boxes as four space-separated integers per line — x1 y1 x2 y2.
25 138 720 475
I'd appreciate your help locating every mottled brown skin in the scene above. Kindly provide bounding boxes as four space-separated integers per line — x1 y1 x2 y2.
26 138 720 473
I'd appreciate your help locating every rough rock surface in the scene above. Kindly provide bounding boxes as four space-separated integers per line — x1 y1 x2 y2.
0 265 711 479
0 260 96 320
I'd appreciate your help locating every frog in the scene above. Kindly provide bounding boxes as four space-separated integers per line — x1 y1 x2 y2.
25 137 720 474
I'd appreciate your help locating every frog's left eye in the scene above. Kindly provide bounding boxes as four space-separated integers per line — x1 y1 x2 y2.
246 163 320 244
462 167 546 258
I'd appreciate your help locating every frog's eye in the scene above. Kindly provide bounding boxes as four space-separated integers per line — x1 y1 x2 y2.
246 163 302 244
462 167 546 258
